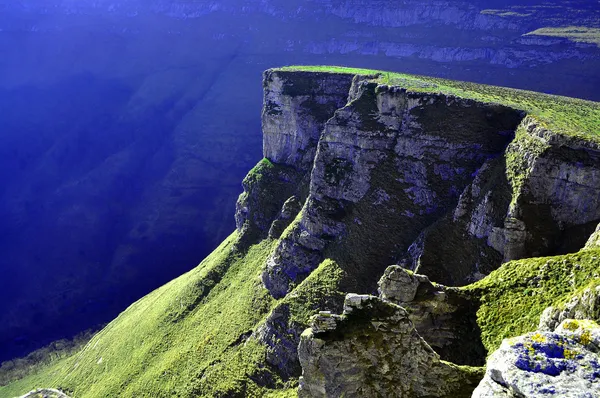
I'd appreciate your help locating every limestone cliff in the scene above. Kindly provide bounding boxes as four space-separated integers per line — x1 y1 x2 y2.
234 67 600 394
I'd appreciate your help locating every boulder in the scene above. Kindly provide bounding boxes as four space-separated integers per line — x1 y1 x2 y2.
473 319 600 397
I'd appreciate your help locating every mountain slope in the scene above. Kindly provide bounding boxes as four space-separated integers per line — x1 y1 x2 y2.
1 67 599 397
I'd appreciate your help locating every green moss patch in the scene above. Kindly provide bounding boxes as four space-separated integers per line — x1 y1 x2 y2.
467 249 600 353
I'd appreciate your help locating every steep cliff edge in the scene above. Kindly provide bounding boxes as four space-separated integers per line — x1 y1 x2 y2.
2 67 599 398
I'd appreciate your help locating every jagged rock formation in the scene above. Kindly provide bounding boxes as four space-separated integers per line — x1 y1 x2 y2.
297 294 483 398
379 266 486 365
473 319 600 397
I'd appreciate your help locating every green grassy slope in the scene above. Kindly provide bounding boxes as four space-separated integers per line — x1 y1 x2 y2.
0 234 296 397
278 66 600 140
468 248 600 352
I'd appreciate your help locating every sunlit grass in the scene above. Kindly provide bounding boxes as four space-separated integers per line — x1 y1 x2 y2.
525 26 600 47
277 65 600 140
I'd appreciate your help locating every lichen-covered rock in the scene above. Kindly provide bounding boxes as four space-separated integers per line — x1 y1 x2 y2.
472 319 600 397
378 266 486 365
297 294 483 398
539 286 600 332
378 265 429 303
18 389 71 398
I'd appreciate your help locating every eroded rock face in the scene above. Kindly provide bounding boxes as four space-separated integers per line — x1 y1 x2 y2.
405 117 600 285
473 319 600 398
499 121 600 261
263 77 523 298
235 71 357 249
378 266 486 365
262 70 359 172
297 294 483 398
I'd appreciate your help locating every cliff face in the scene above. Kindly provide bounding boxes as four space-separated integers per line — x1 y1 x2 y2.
247 70 600 295
232 68 600 384
410 118 600 283
259 72 523 299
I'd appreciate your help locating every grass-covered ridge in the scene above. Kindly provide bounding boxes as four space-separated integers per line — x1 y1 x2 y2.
468 249 600 353
277 66 600 141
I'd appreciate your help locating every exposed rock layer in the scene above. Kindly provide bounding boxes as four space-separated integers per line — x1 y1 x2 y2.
297 294 483 398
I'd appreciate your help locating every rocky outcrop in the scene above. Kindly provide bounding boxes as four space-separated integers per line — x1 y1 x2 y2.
405 117 600 285
473 319 600 397
378 266 486 365
235 71 358 249
262 70 360 172
234 159 303 249
539 286 600 332
295 266 486 397
18 389 70 398
297 294 483 398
